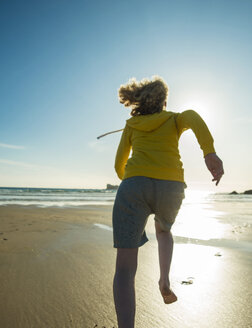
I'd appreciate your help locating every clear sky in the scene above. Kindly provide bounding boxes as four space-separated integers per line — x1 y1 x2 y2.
0 0 251 192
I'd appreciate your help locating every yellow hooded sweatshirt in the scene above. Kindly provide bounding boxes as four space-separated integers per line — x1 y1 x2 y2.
114 109 216 182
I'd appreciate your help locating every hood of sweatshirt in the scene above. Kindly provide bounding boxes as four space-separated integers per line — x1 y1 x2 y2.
126 110 175 132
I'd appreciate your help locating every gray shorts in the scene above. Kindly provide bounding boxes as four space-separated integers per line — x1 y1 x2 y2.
112 176 186 248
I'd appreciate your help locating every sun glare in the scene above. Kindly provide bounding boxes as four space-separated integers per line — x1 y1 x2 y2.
173 190 226 241
180 97 213 125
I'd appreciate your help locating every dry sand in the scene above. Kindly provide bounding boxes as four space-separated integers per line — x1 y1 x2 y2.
0 205 251 328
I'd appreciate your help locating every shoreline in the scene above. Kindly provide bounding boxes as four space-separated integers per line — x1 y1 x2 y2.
1 204 251 254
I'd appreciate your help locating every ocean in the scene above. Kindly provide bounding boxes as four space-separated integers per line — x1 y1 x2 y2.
0 187 251 208
0 187 116 207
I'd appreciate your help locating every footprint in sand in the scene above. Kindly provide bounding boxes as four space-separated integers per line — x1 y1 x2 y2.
181 277 194 285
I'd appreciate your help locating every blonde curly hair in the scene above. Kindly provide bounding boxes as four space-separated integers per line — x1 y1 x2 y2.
118 76 168 116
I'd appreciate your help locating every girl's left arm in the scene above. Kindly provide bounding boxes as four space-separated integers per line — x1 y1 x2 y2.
114 125 132 180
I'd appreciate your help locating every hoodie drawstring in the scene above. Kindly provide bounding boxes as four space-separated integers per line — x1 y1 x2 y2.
97 128 123 139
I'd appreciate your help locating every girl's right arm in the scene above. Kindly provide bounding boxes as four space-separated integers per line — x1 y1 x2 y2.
175 109 215 157
175 110 224 185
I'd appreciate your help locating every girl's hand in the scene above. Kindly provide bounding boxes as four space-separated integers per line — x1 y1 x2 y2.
204 153 224 186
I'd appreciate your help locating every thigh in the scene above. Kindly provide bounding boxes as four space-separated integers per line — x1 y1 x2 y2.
112 177 152 248
153 180 185 231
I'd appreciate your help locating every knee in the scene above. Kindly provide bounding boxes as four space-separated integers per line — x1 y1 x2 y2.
115 259 138 279
156 229 172 239
115 248 138 276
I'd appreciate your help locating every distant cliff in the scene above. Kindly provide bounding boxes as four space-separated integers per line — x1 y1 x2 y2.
106 184 119 190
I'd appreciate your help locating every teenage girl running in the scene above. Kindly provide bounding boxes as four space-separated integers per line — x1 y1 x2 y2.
112 76 224 328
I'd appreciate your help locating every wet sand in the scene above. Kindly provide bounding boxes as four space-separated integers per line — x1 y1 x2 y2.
0 205 251 328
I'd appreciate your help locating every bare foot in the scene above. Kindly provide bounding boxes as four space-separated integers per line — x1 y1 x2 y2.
159 282 177 304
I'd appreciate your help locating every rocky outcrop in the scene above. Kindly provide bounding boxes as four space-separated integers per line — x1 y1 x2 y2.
106 184 118 190
229 190 252 195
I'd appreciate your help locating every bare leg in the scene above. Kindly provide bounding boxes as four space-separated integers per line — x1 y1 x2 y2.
113 248 138 328
155 221 177 304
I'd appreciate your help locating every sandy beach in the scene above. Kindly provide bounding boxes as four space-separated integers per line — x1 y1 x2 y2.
0 205 251 328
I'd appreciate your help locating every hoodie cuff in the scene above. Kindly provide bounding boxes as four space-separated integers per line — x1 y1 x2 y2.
202 144 216 157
